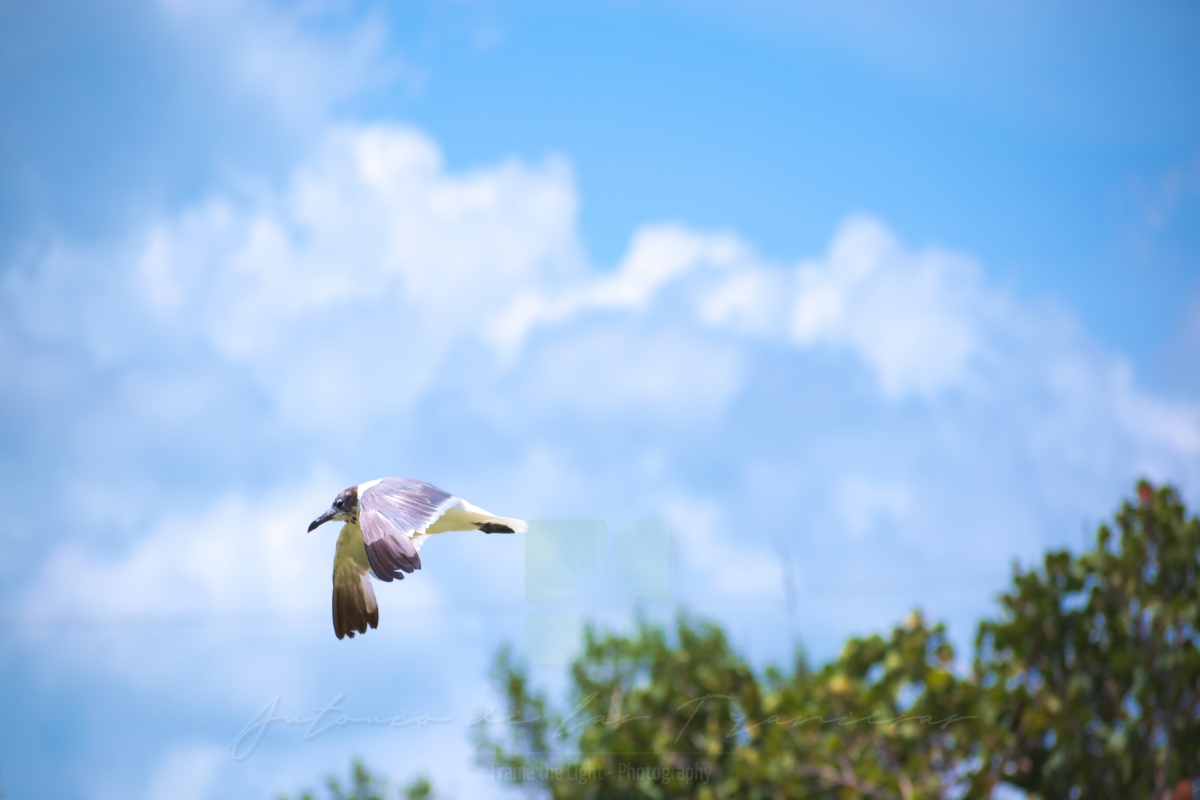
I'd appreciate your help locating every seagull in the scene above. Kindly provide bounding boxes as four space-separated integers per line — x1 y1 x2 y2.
307 477 526 639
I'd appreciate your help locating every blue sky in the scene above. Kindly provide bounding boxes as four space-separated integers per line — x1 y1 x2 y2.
2 1 1199 798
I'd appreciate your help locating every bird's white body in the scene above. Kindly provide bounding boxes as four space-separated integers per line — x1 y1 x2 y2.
313 476 525 639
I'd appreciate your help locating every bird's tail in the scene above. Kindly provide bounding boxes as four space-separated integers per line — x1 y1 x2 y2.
427 499 528 534
474 513 528 533
462 500 528 533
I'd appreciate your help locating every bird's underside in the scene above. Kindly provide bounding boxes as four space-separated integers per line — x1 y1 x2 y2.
332 522 379 640
328 478 525 640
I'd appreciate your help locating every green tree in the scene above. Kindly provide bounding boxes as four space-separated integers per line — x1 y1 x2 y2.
474 613 979 798
972 481 1200 798
475 481 1200 799
279 761 437 800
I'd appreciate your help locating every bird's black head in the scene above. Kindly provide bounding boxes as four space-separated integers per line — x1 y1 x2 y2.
307 485 360 532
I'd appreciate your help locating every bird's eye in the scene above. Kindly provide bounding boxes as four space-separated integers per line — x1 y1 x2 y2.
334 499 343 508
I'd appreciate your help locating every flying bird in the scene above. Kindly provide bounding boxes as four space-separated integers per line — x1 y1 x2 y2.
307 477 526 639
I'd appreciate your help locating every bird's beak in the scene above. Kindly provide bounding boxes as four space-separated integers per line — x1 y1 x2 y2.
308 508 336 533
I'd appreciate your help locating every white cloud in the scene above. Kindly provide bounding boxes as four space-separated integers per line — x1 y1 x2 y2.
493 223 752 357
661 494 784 603
7 124 1198 567
1115 370 1199 451
138 125 581 362
7 122 1198 545
154 0 408 124
2 125 1119 446
521 322 744 421
835 477 911 539
791 215 990 399
77 124 584 429
24 478 335 622
7 119 1200 800
695 263 795 339
15 473 466 716
145 744 223 800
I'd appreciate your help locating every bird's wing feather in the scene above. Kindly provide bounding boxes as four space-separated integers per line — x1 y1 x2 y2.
359 478 457 582
332 521 379 640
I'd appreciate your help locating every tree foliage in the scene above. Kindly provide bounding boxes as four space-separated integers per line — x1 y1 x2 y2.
475 481 1200 799
972 481 1200 798
279 761 436 800
474 612 979 799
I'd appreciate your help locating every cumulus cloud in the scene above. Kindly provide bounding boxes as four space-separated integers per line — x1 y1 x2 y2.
660 494 783 604
521 323 744 420
493 224 753 355
7 122 1200 754
142 124 581 357
15 471 475 719
835 477 912 540
0 130 935 407
2 124 585 437
24 476 346 622
145 744 224 800
488 212 997 401
6 120 1200 800
154 0 407 124
791 215 992 398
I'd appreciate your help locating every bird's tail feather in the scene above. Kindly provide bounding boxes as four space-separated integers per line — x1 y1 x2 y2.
425 499 528 534
476 516 527 533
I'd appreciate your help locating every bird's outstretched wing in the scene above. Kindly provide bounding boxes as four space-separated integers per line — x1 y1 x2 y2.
358 478 457 582
332 522 378 640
